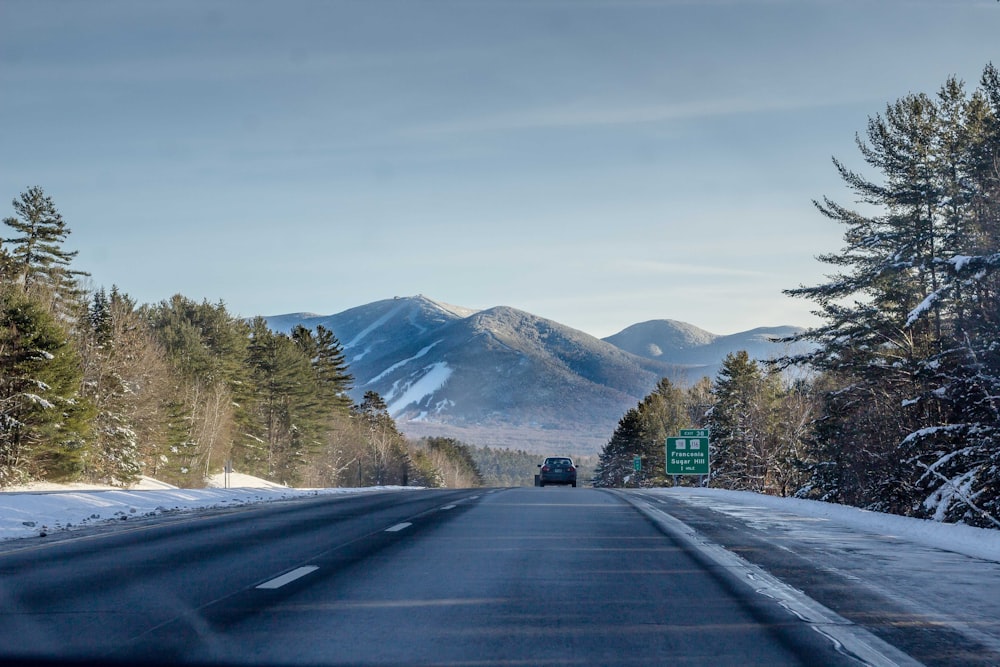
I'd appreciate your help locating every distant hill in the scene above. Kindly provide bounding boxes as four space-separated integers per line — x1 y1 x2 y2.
603 320 805 381
265 296 805 455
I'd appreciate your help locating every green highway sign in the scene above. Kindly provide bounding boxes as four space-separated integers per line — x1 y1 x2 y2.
666 436 710 475
633 456 641 471
679 429 710 438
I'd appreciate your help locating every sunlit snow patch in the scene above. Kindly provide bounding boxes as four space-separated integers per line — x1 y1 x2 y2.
386 362 453 416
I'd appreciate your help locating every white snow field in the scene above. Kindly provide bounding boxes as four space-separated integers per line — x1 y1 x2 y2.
0 474 407 542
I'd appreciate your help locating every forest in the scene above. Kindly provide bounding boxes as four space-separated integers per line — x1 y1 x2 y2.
0 196 490 490
595 66 1000 529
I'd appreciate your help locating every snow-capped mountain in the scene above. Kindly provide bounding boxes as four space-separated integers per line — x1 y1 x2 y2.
603 320 805 379
265 296 804 454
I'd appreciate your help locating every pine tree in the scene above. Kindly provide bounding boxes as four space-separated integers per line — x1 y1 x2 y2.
593 407 645 488
2 187 88 317
707 351 788 493
785 67 1000 522
0 287 92 484
244 318 322 485
353 391 409 486
144 295 250 485
291 324 354 413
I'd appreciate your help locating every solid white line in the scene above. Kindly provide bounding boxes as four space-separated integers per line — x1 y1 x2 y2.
385 522 412 532
626 496 923 667
256 565 319 590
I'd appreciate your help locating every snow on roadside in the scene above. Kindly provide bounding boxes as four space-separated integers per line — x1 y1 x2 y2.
0 474 413 542
655 487 1000 563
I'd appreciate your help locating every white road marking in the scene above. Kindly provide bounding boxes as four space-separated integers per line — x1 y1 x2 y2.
256 565 319 590
625 495 922 667
440 505 456 510
385 522 412 532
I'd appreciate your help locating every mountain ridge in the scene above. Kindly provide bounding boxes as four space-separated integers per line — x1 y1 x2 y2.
264 296 805 454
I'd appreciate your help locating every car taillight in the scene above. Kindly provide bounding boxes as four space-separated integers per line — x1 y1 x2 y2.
541 466 550 472
568 466 576 472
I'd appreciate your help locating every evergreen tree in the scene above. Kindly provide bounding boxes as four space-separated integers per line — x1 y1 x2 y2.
594 377 706 488
0 287 92 484
353 391 409 485
707 351 786 493
634 377 689 485
244 318 322 485
291 324 354 413
2 187 88 316
785 66 1000 523
593 407 645 488
145 296 251 485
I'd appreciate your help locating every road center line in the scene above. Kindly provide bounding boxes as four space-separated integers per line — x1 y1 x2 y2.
385 522 412 532
256 565 319 590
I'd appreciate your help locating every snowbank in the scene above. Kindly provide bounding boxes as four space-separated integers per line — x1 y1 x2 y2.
657 487 1000 563
0 474 411 542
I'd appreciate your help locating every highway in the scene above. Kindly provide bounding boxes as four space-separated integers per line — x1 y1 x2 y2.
1 487 909 666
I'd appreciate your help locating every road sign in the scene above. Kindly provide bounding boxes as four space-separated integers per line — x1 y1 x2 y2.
666 437 709 475
679 429 709 438
633 456 641 471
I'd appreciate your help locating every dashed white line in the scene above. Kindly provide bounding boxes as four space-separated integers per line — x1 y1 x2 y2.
256 565 319 590
385 522 412 532
440 505 457 511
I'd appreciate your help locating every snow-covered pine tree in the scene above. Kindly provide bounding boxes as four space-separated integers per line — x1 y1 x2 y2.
903 67 1000 527
0 286 92 485
706 351 787 493
785 67 1000 524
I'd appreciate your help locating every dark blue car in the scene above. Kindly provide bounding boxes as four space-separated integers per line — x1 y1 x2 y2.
537 457 577 487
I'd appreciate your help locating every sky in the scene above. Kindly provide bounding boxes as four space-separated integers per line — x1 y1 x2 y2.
2 0 999 337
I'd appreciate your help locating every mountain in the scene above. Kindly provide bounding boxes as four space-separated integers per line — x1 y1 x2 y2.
265 296 804 455
603 320 805 381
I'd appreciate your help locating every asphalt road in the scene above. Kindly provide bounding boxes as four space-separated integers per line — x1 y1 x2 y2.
1 487 889 666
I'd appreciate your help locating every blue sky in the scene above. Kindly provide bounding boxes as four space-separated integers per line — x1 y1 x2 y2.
2 0 998 337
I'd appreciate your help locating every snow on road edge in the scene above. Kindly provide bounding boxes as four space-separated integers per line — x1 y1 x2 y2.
653 487 1000 563
0 481 414 542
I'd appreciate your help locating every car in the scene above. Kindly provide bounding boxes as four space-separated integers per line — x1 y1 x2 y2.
537 457 577 487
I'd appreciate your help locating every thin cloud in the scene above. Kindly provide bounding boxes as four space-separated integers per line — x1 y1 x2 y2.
410 95 870 137
610 259 768 278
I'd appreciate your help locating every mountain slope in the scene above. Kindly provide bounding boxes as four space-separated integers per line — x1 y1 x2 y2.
265 297 803 454
603 320 806 380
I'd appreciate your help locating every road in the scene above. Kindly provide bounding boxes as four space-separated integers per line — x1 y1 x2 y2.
1 487 910 666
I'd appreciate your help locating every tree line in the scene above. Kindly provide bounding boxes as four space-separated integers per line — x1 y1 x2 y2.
0 190 482 489
596 66 1000 529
